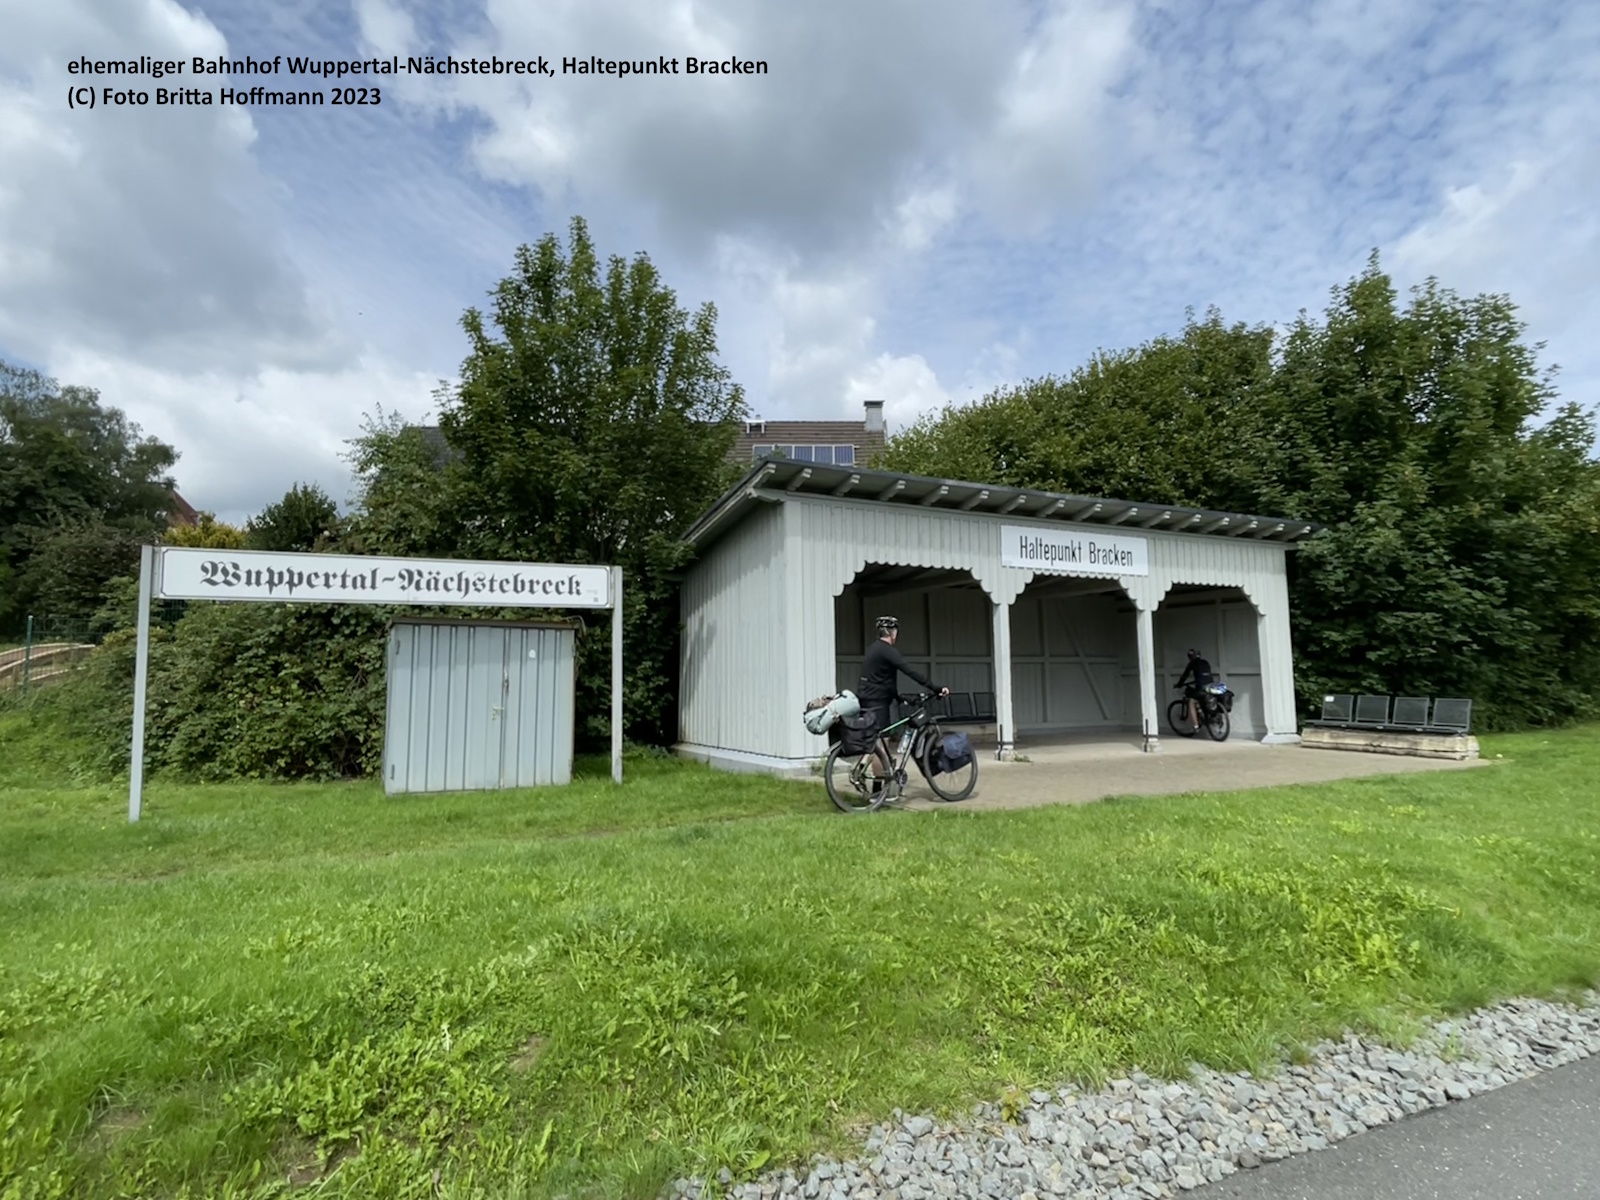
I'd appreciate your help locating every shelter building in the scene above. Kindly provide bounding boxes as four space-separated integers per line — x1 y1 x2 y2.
676 457 1319 774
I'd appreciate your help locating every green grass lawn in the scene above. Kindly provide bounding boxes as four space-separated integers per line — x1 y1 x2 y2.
3 722 1599 1200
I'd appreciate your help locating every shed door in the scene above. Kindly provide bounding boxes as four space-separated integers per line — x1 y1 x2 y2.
385 623 514 793
386 623 576 794
500 626 575 787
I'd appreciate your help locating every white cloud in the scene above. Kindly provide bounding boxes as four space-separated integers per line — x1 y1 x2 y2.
974 0 1136 230
844 354 955 433
4 0 1595 528
0 0 351 376
52 347 439 523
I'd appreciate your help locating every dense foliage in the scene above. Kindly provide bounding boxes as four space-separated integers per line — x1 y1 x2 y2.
14 250 1594 783
245 481 341 552
31 603 389 780
884 259 1600 726
0 362 179 633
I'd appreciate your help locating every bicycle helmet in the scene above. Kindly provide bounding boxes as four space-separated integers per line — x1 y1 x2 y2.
875 615 900 633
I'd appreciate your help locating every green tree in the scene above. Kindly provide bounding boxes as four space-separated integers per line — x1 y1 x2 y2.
430 216 747 744
245 482 341 552
341 412 464 558
0 361 178 631
883 312 1279 513
1266 261 1600 724
164 512 248 549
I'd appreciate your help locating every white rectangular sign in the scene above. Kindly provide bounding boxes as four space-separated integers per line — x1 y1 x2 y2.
1001 524 1149 577
154 547 613 608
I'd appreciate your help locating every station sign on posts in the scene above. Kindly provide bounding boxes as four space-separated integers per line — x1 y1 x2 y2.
128 547 624 821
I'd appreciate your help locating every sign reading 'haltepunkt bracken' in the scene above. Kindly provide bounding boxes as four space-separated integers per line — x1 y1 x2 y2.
1000 524 1149 577
154 547 612 607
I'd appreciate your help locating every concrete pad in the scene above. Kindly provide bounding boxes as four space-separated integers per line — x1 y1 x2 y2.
884 730 1492 813
1302 726 1479 760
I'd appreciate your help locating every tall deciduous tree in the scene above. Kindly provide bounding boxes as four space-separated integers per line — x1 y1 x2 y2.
0 362 178 631
361 217 747 744
884 312 1280 513
1266 261 1600 723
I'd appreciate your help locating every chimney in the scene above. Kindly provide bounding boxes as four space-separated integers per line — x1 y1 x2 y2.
863 400 884 433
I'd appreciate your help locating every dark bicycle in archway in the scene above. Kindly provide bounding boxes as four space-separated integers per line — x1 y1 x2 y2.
1167 682 1234 742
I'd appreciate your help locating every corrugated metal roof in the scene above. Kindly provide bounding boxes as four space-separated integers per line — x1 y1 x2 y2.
683 455 1323 552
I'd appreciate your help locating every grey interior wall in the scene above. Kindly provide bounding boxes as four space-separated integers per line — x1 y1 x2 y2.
1154 591 1265 735
1010 590 1139 733
835 582 994 697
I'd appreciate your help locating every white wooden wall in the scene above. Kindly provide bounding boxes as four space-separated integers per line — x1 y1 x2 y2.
678 501 789 756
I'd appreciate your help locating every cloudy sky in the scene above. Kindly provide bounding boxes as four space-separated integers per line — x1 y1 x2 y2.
2 0 1595 523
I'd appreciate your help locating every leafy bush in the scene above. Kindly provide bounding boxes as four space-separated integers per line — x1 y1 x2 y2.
20 602 391 782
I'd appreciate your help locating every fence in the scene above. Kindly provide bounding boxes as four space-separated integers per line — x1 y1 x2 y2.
0 617 98 696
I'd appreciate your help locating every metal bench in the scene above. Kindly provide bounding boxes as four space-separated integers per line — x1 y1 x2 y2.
1309 694 1354 728
944 692 976 720
1353 694 1391 728
1425 697 1472 734
1388 696 1430 730
1305 693 1473 736
915 691 998 725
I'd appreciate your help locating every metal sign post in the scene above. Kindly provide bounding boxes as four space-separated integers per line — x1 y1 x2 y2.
128 547 623 821
129 545 155 822
611 565 623 785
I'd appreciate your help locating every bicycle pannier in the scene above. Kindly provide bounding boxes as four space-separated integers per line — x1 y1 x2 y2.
837 709 880 756
940 732 973 770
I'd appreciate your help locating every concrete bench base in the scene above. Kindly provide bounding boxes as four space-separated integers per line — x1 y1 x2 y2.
1301 726 1479 760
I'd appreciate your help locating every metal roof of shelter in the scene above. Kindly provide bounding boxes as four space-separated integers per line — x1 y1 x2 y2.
683 455 1322 552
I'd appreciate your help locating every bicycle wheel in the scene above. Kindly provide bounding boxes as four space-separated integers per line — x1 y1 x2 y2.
921 748 978 801
1167 699 1199 737
823 742 891 813
1205 706 1230 742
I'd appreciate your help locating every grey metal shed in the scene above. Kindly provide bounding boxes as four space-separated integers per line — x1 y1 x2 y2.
383 617 577 794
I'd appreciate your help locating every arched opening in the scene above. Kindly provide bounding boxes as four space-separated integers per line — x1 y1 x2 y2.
834 563 995 730
1153 584 1267 738
1009 575 1140 737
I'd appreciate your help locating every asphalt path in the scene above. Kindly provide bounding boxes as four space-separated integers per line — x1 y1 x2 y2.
1205 1053 1600 1199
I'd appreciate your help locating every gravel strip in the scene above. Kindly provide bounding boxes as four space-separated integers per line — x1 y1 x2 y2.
669 992 1600 1200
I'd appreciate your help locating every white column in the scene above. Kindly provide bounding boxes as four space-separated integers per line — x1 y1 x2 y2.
991 596 1015 760
1136 603 1160 753
1257 575 1301 743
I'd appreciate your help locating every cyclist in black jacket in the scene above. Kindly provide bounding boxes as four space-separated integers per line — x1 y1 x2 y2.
858 616 949 733
1176 648 1214 727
